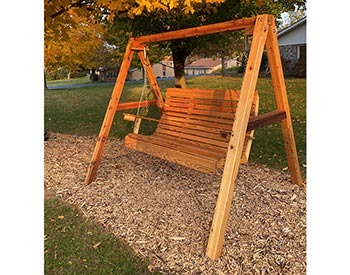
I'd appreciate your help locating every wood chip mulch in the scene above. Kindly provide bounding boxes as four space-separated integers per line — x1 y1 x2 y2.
44 132 306 275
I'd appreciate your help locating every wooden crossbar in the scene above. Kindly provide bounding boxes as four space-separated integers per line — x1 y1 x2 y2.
247 110 286 131
135 17 256 44
117 100 158 111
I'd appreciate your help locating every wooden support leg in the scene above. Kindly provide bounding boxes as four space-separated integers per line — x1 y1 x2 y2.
206 15 269 260
84 40 135 185
265 15 303 187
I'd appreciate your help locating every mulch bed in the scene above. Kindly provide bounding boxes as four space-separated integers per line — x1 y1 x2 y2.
44 132 306 275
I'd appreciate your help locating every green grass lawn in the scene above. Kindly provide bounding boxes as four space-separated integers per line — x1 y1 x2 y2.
44 75 306 274
45 192 160 275
47 76 92 87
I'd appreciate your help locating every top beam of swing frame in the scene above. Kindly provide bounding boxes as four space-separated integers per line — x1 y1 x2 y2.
133 17 256 44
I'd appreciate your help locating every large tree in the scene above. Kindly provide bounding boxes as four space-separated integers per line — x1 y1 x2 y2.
104 0 306 87
45 0 111 81
45 0 306 86
45 19 110 79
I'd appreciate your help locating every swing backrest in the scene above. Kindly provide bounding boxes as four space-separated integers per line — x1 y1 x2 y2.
155 88 259 157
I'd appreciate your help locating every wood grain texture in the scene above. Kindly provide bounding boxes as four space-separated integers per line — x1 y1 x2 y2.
84 40 136 185
135 17 256 44
265 15 303 187
124 88 259 174
206 14 269 260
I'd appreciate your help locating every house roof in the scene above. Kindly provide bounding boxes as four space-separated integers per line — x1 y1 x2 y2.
278 16 306 38
186 58 222 69
277 16 306 46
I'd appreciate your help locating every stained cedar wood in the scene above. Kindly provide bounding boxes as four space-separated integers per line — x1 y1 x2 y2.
265 15 303 187
246 110 286 131
135 17 256 44
84 42 136 185
206 14 269 260
84 14 302 262
117 100 158 111
124 88 259 173
85 16 257 185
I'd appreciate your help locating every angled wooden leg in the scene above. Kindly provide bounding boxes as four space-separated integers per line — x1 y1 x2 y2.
84 40 135 185
265 15 303 187
206 15 269 260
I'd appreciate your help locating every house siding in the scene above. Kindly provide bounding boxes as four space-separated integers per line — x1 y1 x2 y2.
278 17 306 77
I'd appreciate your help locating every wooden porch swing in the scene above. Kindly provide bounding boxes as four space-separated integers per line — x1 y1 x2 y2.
84 14 303 260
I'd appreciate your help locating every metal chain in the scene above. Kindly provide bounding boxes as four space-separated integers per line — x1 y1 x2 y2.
134 45 150 132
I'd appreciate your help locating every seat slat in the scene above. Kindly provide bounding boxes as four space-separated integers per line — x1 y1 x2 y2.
154 133 228 155
127 133 224 160
155 127 229 148
125 135 219 173
156 124 230 146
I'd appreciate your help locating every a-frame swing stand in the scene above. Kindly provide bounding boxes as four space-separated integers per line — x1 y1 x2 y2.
84 14 303 260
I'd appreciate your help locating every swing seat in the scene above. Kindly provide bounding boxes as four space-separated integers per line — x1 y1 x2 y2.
124 88 259 173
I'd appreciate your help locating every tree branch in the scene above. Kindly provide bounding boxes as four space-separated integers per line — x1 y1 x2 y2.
50 0 96 19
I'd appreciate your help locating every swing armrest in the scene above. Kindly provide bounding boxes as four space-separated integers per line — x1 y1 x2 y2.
123 113 160 123
123 113 160 134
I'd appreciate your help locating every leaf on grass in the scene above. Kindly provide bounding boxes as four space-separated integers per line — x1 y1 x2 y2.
93 241 102 249
58 215 64 220
169 236 185 241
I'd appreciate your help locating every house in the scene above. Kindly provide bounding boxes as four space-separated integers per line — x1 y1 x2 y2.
184 57 240 76
97 67 119 82
127 56 174 81
127 56 240 81
278 16 306 77
153 56 175 78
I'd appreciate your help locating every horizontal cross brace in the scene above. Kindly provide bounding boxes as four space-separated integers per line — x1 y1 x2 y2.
247 110 286 131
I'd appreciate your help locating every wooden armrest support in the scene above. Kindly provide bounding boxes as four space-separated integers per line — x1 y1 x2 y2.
218 110 286 137
247 110 286 131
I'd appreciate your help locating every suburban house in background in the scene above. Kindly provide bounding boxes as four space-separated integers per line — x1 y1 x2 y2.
278 16 306 77
127 56 174 81
126 56 241 81
185 57 240 76
97 67 119 82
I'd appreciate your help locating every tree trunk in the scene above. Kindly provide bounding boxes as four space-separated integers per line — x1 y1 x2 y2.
44 71 48 90
171 41 192 88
